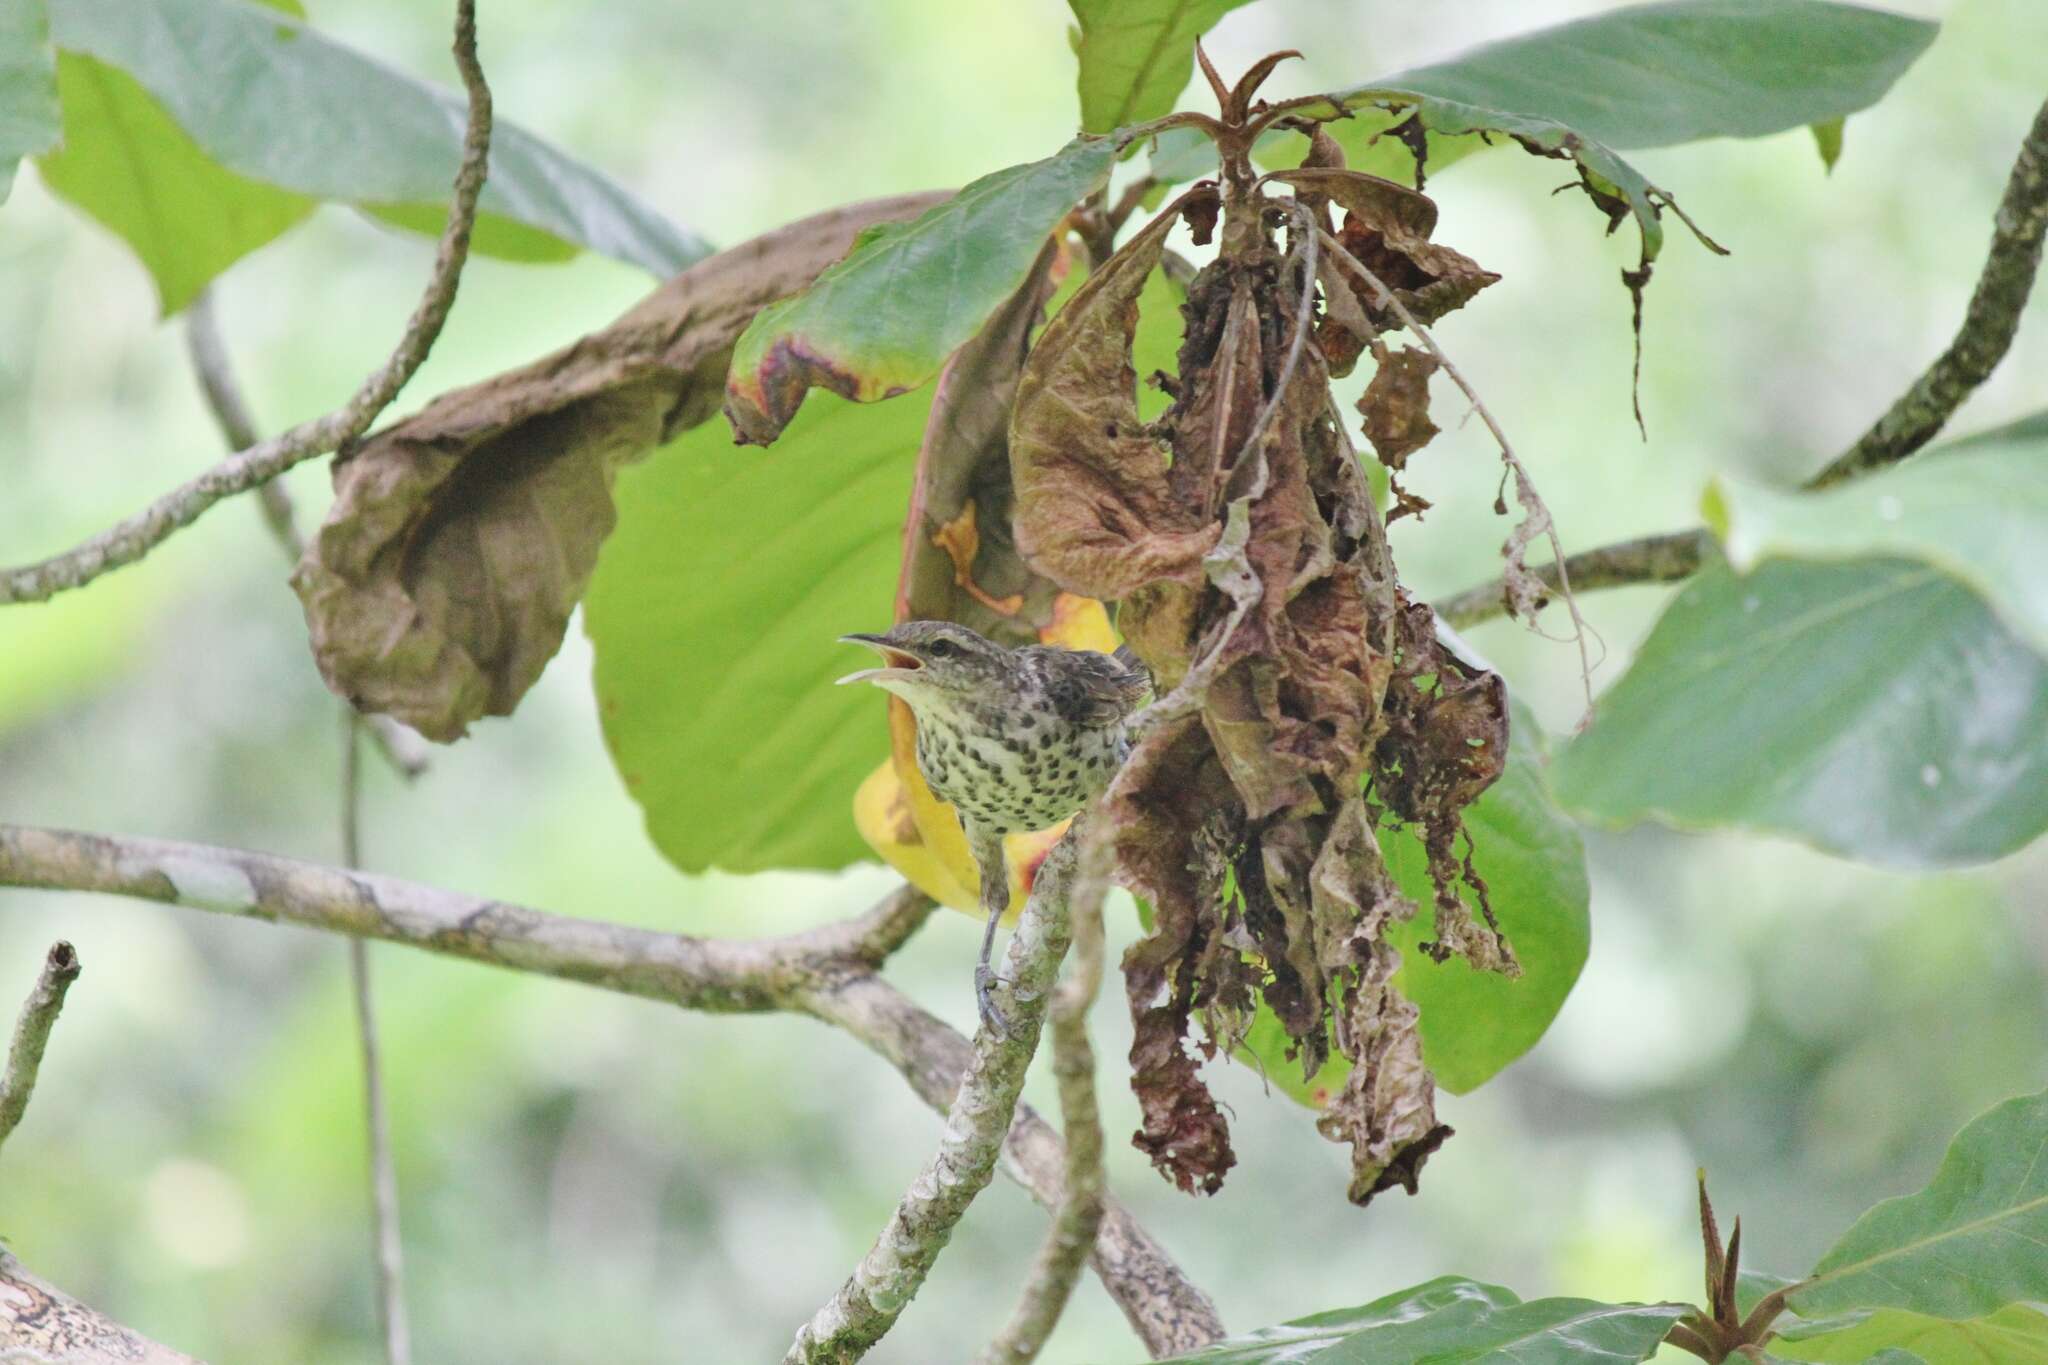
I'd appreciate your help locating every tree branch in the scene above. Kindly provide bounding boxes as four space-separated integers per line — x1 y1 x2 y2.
0 1252 202 1364
0 0 494 606
0 825 922 1013
975 841 1111 1365
1810 94 2048 488
1433 529 1710 629
801 974 1227 1359
785 830 1082 1363
0 941 81 1152
0 824 1222 1352
1430 93 2048 627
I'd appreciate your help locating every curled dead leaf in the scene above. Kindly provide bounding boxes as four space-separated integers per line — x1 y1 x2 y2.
293 193 947 740
1272 168 1499 334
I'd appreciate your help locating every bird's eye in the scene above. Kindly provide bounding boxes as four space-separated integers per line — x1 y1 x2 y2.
928 639 955 658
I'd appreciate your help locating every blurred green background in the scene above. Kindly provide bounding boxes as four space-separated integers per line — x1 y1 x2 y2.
2 0 2044 1361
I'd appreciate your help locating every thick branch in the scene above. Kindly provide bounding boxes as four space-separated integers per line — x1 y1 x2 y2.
0 825 927 1012
0 941 81 1151
975 843 1111 1365
0 0 494 606
785 833 1082 1363
0 825 1222 1351
1811 94 2048 487
1431 94 2048 626
0 1253 202 1364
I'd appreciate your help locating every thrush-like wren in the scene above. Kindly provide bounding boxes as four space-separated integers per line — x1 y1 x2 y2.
838 620 1149 1036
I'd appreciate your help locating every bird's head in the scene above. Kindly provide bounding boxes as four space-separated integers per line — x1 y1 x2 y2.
836 620 1012 705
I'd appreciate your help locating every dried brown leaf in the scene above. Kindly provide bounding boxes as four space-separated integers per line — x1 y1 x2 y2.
1009 187 1227 602
1358 345 1440 469
1272 168 1499 330
1112 717 1241 1195
1315 954 1452 1206
292 193 946 740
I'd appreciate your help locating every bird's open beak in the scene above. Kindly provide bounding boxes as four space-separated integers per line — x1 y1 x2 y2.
836 633 925 687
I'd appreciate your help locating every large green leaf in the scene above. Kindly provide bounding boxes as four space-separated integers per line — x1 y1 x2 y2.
35 51 313 314
1706 440 2048 655
1775 1305 2048 1365
1068 0 1255 134
1242 695 1589 1102
1791 1088 2048 1320
0 0 59 200
1365 0 1934 152
1140 1276 1687 1364
44 0 704 291
585 388 933 874
723 137 1115 443
1270 0 1932 249
1553 559 2048 867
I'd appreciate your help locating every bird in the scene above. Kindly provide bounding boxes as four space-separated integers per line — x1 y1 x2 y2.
838 620 1150 1036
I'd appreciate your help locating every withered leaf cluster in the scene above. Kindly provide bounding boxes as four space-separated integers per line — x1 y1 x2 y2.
1010 83 1513 1203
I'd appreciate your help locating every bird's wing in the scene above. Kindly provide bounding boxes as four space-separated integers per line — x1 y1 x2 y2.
1031 644 1152 726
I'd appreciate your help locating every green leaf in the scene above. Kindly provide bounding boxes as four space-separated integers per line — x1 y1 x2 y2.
585 387 934 874
46 0 705 282
1775 1305 2048 1365
34 51 313 314
1141 1276 1687 1364
1705 440 2048 655
592 261 1183 877
1285 0 1934 250
1553 559 2048 867
1068 0 1254 134
1792 1088 2048 1320
1359 0 1934 152
0 0 60 200
1811 116 1845 171
724 136 1115 443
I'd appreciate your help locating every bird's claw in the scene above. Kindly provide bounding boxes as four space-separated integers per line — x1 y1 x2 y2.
975 962 1011 1041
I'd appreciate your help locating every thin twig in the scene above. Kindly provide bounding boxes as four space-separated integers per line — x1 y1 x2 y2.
1433 529 1710 629
341 717 412 1365
786 830 1085 1364
1811 94 2048 487
0 942 82 1152
1430 95 2048 625
1320 226 1599 708
0 0 494 606
184 296 432 779
801 975 1226 1358
975 836 1111 1365
184 289 296 553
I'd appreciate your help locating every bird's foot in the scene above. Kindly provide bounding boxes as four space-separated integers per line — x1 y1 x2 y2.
974 962 1011 1041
